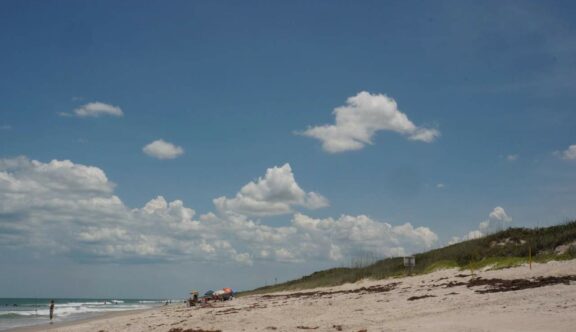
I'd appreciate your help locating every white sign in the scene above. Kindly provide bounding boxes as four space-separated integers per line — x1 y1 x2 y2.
403 256 415 267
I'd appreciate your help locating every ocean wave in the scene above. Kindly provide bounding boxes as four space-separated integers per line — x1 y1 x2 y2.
0 312 34 319
138 300 163 304
0 303 150 319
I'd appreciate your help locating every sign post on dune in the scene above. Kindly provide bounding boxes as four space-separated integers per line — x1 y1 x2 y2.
404 256 416 275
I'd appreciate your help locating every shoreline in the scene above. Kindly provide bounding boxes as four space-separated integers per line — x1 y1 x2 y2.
4 307 157 332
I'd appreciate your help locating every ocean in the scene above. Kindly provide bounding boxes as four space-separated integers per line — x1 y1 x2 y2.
0 298 171 331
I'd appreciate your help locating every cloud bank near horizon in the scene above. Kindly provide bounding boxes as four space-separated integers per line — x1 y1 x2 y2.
300 91 440 153
0 156 437 265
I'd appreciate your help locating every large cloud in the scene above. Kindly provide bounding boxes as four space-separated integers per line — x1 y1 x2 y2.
142 139 184 159
0 156 122 251
0 157 438 265
0 157 247 263
67 102 124 117
300 92 440 153
213 163 329 217
560 144 576 160
449 206 512 244
197 212 437 263
290 213 437 260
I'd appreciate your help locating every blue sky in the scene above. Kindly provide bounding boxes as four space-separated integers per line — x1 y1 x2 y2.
1 0 575 298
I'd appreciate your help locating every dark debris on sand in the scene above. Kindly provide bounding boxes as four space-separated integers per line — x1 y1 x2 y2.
296 326 319 330
168 328 222 332
428 274 576 294
260 282 400 300
468 275 576 294
214 308 240 315
407 294 437 301
442 281 468 288
455 274 471 278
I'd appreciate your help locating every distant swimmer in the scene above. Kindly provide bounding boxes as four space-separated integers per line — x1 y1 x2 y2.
49 300 55 322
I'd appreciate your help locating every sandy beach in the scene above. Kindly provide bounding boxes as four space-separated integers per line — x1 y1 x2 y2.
12 260 576 332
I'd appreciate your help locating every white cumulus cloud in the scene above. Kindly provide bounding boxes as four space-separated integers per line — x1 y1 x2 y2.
560 144 576 160
142 139 184 159
213 163 329 217
0 157 438 265
450 206 512 244
506 154 519 161
488 206 512 223
291 213 438 260
299 91 440 153
68 102 124 117
0 157 247 263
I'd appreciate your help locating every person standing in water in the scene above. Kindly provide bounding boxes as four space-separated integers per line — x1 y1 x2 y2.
49 300 55 322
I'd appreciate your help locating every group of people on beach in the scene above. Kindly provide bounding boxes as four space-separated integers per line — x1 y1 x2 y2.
187 288 234 307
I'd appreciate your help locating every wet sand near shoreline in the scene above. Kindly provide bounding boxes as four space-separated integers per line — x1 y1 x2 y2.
5 308 155 332
11 260 576 332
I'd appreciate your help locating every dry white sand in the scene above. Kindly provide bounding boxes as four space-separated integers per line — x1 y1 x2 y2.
15 260 576 332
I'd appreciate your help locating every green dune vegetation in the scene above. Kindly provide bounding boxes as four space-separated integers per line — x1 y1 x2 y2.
241 220 576 296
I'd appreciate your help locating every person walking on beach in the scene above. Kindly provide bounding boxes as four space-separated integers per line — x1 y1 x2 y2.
49 300 55 322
